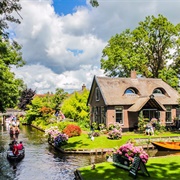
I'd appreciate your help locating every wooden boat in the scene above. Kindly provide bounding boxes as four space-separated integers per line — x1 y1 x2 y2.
7 147 25 161
151 141 180 151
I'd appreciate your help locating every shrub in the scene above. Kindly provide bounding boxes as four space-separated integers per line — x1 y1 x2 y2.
92 122 98 130
57 121 77 131
108 128 122 139
88 131 100 138
54 133 68 147
108 122 121 131
62 124 81 138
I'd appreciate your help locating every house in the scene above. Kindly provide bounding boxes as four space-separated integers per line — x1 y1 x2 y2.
87 71 180 131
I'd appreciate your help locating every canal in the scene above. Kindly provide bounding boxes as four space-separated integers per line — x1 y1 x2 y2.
0 124 105 180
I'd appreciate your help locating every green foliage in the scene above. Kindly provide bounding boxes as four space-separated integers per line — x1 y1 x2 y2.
90 0 99 7
56 121 77 131
101 14 180 89
23 90 69 126
92 122 98 130
138 112 148 132
53 88 68 111
0 50 25 112
0 28 25 112
155 122 166 133
61 89 90 123
32 117 49 130
24 96 48 124
78 120 90 131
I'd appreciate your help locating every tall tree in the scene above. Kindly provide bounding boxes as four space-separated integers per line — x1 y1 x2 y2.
0 59 25 112
101 14 180 89
18 88 36 110
0 0 25 112
61 89 90 123
53 88 68 111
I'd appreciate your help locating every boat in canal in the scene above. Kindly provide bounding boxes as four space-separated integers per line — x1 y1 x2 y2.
151 141 180 151
7 147 25 161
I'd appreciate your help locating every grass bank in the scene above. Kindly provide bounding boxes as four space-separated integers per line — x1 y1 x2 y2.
78 155 180 180
62 131 179 150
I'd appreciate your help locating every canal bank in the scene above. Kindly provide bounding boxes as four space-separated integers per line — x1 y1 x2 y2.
30 124 180 154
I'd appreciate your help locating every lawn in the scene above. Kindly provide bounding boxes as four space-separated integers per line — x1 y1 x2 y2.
62 131 180 150
78 155 180 180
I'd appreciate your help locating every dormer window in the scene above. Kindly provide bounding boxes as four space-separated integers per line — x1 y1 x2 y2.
95 87 100 101
153 88 166 96
125 88 136 94
124 87 139 96
153 88 163 94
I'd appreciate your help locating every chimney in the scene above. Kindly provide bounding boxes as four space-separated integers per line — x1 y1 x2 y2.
82 84 86 91
131 70 137 78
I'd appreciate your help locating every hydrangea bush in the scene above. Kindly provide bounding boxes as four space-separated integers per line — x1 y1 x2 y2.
108 128 122 139
54 133 68 147
108 122 122 139
45 126 68 147
114 143 149 164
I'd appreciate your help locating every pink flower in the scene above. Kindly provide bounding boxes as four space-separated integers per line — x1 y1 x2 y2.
115 143 149 164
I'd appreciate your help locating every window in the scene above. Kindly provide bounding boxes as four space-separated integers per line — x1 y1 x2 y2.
153 88 164 95
101 106 106 124
143 109 160 121
166 106 172 123
125 88 136 94
95 87 100 101
115 106 123 124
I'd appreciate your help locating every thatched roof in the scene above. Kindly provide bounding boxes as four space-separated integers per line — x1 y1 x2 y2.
95 76 179 106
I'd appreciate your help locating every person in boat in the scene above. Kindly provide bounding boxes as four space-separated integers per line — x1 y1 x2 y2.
15 126 20 135
9 143 13 150
9 126 14 135
13 141 19 156
12 119 16 126
17 141 24 150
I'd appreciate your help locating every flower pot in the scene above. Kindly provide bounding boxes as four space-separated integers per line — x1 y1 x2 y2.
113 154 130 167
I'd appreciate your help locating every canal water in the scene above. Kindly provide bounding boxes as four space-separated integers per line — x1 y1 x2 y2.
1 123 179 180
0 124 105 180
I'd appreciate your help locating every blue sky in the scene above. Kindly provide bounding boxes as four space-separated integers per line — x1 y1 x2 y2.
53 0 87 15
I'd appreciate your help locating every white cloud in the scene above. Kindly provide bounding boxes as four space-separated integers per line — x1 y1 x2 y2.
12 64 104 94
9 0 180 93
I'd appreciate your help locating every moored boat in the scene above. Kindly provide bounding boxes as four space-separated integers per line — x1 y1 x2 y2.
151 141 180 151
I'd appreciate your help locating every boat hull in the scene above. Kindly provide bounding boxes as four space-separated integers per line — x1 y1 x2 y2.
152 142 180 151
7 148 25 161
